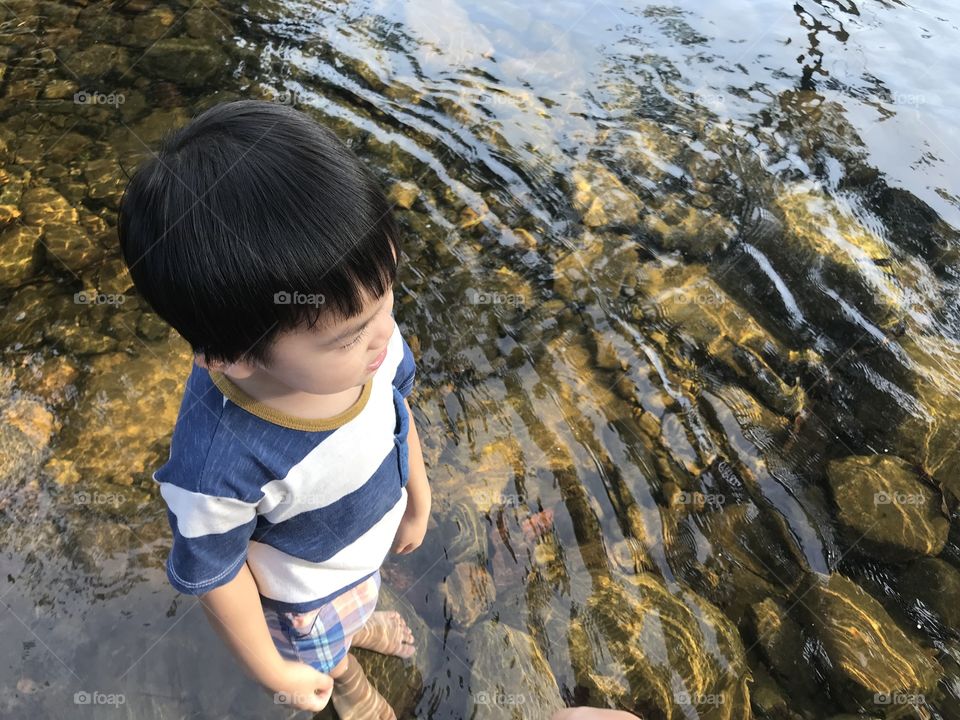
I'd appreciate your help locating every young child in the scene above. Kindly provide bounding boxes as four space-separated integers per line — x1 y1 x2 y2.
117 100 431 719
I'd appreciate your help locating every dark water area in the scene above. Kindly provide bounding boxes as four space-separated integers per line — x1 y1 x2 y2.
1 0 959 718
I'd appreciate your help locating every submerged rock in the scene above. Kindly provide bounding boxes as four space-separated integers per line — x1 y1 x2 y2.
461 437 521 513
435 498 488 565
387 180 420 209
771 183 933 328
464 620 564 720
138 38 226 88
897 558 960 632
644 196 737 259
553 231 638 303
640 263 806 417
826 454 948 561
894 335 960 501
0 374 58 487
43 222 104 274
571 161 642 228
20 185 78 226
442 561 496 628
569 573 751 719
804 573 942 711
0 224 41 290
693 502 800 623
53 336 194 487
746 598 829 714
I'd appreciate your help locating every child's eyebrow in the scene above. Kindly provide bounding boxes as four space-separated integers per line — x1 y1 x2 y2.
327 292 389 343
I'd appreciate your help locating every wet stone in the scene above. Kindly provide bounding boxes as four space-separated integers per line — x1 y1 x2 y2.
827 455 948 561
130 7 178 46
0 224 41 290
42 223 104 274
54 336 193 486
771 183 931 328
0 376 57 486
83 158 124 204
138 38 227 88
21 185 78 226
571 161 642 228
640 263 805 417
804 573 942 712
554 231 638 303
66 43 130 79
465 620 564 720
16 354 80 409
42 79 78 100
895 335 960 501
569 573 751 719
442 561 496 628
897 558 960 632
436 498 488 565
136 311 170 341
387 180 420 209
644 197 737 260
746 598 825 712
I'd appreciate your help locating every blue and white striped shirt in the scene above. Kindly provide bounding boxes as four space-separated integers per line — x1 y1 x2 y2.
153 323 416 613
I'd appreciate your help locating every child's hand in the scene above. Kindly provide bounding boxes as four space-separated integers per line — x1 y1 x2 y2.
392 505 429 554
270 659 334 712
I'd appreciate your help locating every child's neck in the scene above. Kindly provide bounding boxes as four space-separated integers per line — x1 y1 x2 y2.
221 369 366 421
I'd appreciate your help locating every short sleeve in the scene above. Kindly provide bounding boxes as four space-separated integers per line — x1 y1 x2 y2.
392 333 417 398
155 471 259 596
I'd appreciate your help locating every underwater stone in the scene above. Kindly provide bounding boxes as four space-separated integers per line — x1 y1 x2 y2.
746 598 825 711
42 223 104 274
571 161 642 228
827 454 948 560
138 38 226 88
0 224 41 290
54 336 194 485
644 196 736 260
443 561 496 628
465 620 564 720
554 231 638 303
436 497 488 565
804 573 942 711
83 158 124 204
897 558 960 632
569 573 751 719
894 335 960 501
771 183 933 329
640 263 805 417
387 180 420 209
21 185 78 226
67 44 130 79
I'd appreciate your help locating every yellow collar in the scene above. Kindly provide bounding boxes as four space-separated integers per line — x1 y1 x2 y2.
208 371 372 431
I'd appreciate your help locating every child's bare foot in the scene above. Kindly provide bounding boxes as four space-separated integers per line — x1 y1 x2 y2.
331 653 396 720
350 611 416 658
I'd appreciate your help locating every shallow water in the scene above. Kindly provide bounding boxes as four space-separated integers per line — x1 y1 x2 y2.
1 0 960 718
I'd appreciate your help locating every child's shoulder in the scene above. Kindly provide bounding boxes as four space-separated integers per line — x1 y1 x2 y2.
154 363 269 500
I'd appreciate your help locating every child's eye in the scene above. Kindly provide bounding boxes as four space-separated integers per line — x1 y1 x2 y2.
340 325 369 350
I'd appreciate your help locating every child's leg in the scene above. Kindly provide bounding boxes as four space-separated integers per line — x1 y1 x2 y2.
349 611 416 658
330 653 396 720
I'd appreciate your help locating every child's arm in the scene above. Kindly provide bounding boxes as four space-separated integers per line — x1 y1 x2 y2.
392 398 431 554
200 563 333 711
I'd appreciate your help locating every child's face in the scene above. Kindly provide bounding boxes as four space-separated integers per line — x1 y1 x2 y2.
213 284 396 395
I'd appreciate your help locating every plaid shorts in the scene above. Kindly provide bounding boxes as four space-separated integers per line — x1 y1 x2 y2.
264 571 381 674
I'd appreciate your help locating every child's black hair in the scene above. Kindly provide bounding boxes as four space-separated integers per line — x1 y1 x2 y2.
117 99 399 365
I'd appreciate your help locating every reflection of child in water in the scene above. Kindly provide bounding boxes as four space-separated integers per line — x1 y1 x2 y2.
118 100 431 718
